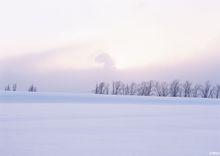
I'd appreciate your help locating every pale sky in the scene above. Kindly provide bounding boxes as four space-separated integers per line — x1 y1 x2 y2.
0 0 220 92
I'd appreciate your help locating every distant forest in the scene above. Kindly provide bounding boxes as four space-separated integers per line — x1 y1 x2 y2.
93 80 220 99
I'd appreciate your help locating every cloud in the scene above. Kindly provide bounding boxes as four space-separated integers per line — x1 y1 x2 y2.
95 53 115 69
1 40 220 92
0 42 98 72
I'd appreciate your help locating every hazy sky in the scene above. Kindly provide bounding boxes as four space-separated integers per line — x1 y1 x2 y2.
0 0 220 92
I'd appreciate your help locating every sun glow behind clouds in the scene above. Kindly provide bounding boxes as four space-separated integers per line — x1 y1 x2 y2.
0 0 220 71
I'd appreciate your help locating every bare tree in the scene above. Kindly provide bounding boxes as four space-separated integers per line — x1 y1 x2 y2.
28 85 37 92
155 81 169 97
191 84 201 97
92 80 219 99
94 83 99 94
94 82 109 94
145 80 154 96
112 81 116 95
5 84 11 91
209 86 216 98
98 82 105 94
216 85 220 99
124 84 130 95
182 81 192 97
200 81 212 98
124 82 137 95
155 81 163 96
137 82 145 96
137 80 154 96
169 80 181 97
12 84 17 91
129 82 137 95
120 83 125 95
161 82 169 97
112 81 123 95
105 83 110 95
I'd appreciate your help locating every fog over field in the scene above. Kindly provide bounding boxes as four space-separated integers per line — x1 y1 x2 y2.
1 49 220 92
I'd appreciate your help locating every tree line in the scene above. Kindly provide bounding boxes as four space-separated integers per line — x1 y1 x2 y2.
93 80 220 99
4 84 37 92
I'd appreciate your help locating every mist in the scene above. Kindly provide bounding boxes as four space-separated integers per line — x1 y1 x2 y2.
1 45 220 92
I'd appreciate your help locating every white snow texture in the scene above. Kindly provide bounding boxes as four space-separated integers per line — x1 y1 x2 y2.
0 91 219 156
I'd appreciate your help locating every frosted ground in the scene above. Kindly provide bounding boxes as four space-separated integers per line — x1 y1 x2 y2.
0 92 219 156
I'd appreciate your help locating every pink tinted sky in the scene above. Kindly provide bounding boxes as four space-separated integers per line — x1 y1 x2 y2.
0 0 220 92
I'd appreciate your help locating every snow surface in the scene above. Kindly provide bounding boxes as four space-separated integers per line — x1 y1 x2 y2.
0 92 220 156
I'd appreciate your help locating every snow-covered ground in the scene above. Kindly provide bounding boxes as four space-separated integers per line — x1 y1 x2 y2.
0 92 219 156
